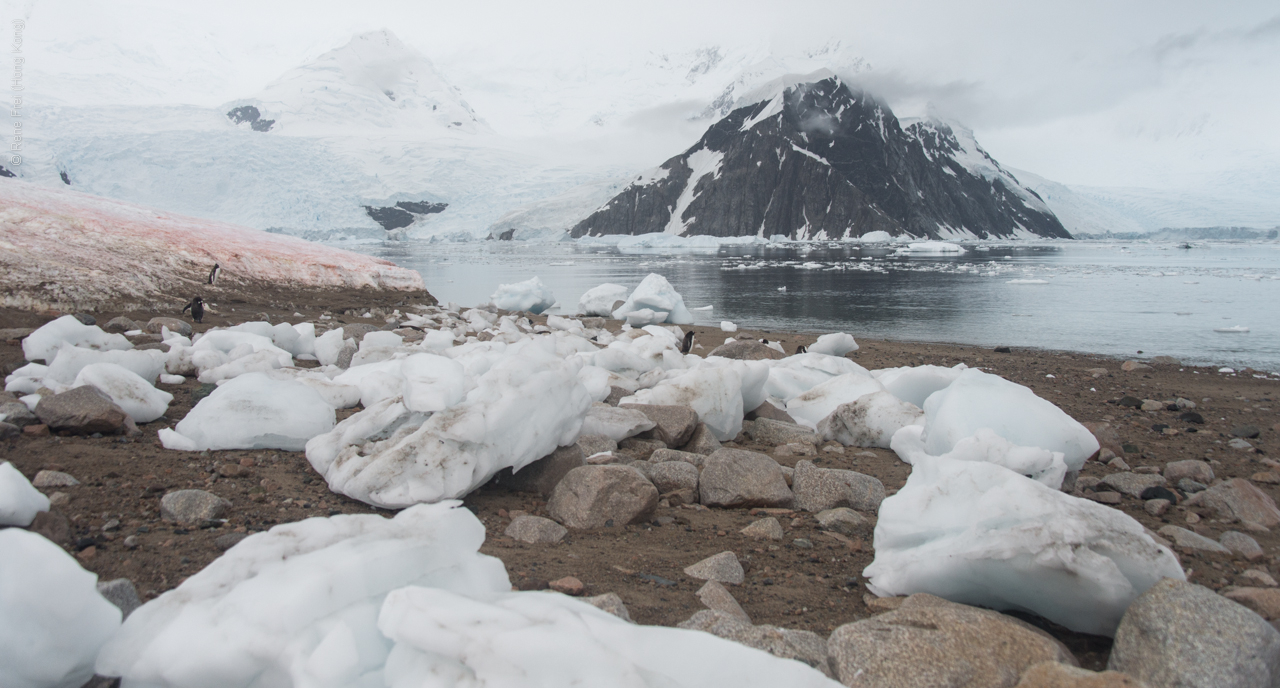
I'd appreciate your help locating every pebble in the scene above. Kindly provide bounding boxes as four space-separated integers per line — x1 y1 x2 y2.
1178 478 1208 493
740 517 784 540
504 514 568 544
548 576 585 596
1109 578 1280 688
1144 499 1171 517
1101 472 1166 498
792 538 813 549
772 442 818 458
217 463 248 478
1140 400 1163 411
1220 531 1265 560
159 489 232 526
123 535 139 550
683 551 745 585
1121 360 1152 372
48 491 70 506
1107 456 1131 471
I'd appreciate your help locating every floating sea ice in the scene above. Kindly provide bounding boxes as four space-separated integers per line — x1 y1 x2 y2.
22 315 132 363
805 332 858 356
72 362 173 423
160 372 335 451
857 230 893 242
623 367 745 441
0 461 49 526
1214 325 1250 333
785 373 887 429
817 391 924 449
1 529 121 688
95 503 511 688
578 283 630 317
920 369 1099 471
1006 279 1049 284
308 338 591 508
612 273 695 325
891 425 1067 488
863 457 1183 636
764 353 871 403
721 321 738 332
491 276 556 314
898 241 965 255
872 364 966 408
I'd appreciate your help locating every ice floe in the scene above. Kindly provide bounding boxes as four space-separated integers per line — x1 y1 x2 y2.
612 273 695 325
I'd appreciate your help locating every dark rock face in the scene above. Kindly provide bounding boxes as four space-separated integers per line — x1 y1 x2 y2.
363 201 449 230
226 106 275 132
0 165 15 178
60 170 71 185
571 77 1070 241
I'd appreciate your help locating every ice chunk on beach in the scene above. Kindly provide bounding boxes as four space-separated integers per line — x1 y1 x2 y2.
0 462 49 527
612 273 695 325
44 346 167 386
578 283 630 317
491 276 556 314
95 503 510 688
721 321 738 332
72 362 173 423
623 367 744 441
806 332 858 356
863 457 1184 636
22 315 133 363
313 328 350 367
309 338 591 508
892 425 1067 488
921 369 1099 471
785 372 886 429
873 364 966 408
1 529 121 688
401 353 470 414
380 586 839 688
764 353 870 403
163 372 335 451
817 391 924 449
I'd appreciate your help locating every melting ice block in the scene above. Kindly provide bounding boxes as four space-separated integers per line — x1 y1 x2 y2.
72 362 173 423
872 363 966 408
1 529 121 688
784 372 886 429
817 390 923 449
805 332 858 356
23 315 132 363
578 283 630 317
623 367 745 441
162 372 335 451
308 338 591 508
920 369 1099 471
491 276 556 314
863 457 1184 636
612 273 695 325
764 353 870 403
0 461 50 527
891 425 1067 488
44 346 167 386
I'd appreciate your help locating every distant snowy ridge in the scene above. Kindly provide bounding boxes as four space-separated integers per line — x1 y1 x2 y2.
0 178 423 312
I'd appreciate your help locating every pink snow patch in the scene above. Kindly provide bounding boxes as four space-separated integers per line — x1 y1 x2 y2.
0 179 423 309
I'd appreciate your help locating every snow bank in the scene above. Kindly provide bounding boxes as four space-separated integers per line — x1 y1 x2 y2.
22 315 132 363
1 529 121 688
491 276 556 314
0 462 50 527
863 457 1184 636
72 362 173 423
806 332 858 356
612 273 695 325
161 372 335 451
920 369 1099 471
0 179 424 311
578 283 630 317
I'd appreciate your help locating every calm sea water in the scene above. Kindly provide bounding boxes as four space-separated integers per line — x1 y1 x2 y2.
337 239 1280 372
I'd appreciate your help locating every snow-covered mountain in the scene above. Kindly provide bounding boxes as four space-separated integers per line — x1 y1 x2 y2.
569 76 1068 241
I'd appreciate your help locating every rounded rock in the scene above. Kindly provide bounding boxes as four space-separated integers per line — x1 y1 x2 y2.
547 465 658 530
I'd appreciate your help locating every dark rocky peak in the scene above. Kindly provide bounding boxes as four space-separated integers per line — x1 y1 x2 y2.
364 201 448 231
227 106 275 132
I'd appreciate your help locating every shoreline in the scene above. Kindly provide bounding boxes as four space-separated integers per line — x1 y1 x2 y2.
2 296 1278 674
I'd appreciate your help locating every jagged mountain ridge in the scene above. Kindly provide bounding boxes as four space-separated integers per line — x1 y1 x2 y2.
570 77 1071 241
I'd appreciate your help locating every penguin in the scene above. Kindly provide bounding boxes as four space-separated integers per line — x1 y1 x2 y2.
182 296 205 323
207 263 221 285
680 330 694 354
796 344 807 354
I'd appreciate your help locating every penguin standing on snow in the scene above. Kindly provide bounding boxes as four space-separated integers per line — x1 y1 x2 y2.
207 263 221 285
182 296 205 323
680 330 694 354
796 344 807 354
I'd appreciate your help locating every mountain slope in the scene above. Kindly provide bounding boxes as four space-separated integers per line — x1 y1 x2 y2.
570 77 1070 241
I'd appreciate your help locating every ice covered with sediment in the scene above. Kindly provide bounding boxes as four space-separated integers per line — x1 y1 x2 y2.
72 362 173 423
892 425 1068 488
491 276 556 314
785 372 887 429
623 366 745 441
863 456 1184 636
22 315 132 363
872 363 966 408
578 283 630 317
307 337 591 508
612 273 695 325
1 529 121 688
920 369 1099 471
805 332 858 356
763 353 870 403
817 391 924 449
96 502 838 688
0 462 50 527
161 372 335 451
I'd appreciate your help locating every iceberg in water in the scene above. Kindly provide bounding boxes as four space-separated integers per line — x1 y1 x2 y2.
897 241 966 255
578 283 630 317
612 273 695 325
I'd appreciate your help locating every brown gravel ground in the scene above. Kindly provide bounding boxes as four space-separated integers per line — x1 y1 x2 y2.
2 296 1277 672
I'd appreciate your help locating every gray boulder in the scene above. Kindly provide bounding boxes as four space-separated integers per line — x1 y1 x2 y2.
647 460 699 495
504 514 568 544
748 417 820 446
146 317 192 337
547 465 658 529
679 422 722 455
699 448 793 508
1186 478 1280 527
160 489 231 526
1109 577 1280 687
34 385 128 434
621 404 699 448
792 460 884 513
0 401 38 427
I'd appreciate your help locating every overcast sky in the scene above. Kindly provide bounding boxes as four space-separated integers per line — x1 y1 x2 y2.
5 0 1279 194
